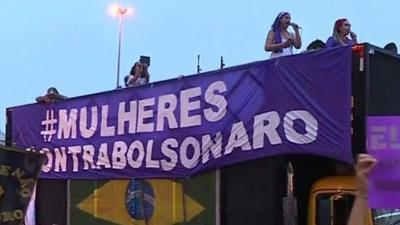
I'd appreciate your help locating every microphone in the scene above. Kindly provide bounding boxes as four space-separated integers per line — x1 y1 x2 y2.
289 22 301 29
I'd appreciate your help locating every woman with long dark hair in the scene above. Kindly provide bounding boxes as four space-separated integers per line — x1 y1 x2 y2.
125 61 150 87
264 11 302 58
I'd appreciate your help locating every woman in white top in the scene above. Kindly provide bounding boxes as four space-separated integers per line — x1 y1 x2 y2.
264 11 302 58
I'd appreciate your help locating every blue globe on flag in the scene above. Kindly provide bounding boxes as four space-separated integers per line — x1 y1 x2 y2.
125 179 155 220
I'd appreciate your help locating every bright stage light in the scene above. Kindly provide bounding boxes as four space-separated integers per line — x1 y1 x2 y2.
108 3 134 17
108 3 134 88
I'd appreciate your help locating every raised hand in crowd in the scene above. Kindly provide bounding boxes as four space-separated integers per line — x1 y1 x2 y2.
355 154 377 195
347 154 378 225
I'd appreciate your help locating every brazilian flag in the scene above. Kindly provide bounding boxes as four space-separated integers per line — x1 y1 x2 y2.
70 172 216 225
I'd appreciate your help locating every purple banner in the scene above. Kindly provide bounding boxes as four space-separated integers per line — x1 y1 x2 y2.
368 116 400 208
9 46 352 179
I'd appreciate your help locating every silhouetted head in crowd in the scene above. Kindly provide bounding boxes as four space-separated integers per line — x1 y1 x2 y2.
384 42 398 54
47 87 59 95
35 87 67 103
306 39 326 51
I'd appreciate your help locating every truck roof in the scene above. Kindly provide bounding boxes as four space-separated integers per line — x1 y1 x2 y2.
310 176 356 193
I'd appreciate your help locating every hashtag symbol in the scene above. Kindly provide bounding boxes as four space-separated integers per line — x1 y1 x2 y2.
40 110 58 142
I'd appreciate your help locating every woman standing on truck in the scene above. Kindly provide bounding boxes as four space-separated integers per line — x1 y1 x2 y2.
347 154 377 225
264 11 302 58
326 18 357 48
125 61 150 87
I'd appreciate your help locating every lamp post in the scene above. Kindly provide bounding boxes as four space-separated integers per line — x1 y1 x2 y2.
110 4 133 88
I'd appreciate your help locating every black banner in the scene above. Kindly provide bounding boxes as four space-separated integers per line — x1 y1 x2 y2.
0 146 44 225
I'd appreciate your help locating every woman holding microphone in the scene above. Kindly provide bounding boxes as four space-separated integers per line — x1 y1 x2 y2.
264 11 302 58
326 18 357 48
